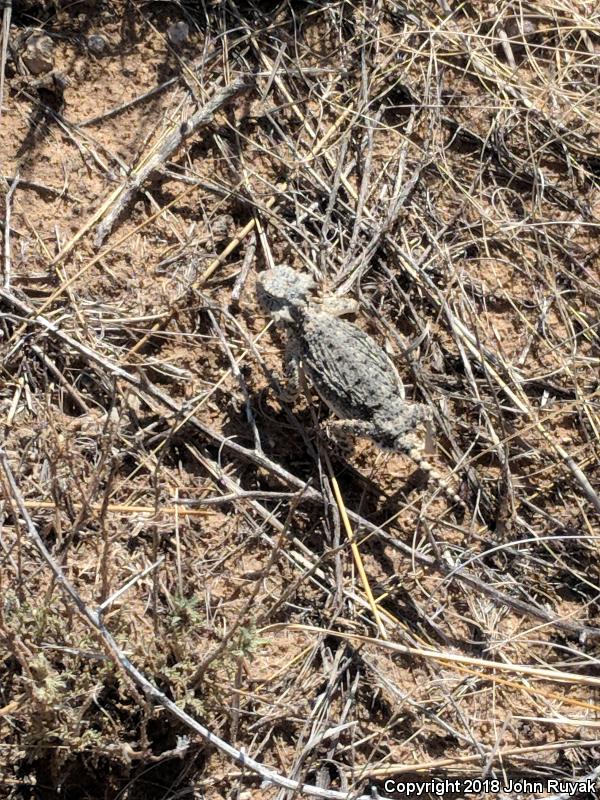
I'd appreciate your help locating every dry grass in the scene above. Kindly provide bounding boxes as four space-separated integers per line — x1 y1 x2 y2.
1 0 599 798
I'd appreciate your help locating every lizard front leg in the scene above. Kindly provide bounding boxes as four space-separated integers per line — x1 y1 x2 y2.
279 333 307 402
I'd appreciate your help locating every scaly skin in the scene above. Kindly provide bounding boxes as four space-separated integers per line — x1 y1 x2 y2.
257 266 462 505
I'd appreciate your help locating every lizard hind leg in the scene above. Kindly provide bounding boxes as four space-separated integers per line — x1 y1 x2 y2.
322 418 376 453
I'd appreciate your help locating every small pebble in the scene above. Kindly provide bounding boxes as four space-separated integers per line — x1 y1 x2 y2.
504 16 537 41
23 33 54 75
167 21 189 47
87 34 108 56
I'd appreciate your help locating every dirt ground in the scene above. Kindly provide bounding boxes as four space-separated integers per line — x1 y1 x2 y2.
1 1 599 798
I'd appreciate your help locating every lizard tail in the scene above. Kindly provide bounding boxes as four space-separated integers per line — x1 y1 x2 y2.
408 449 465 508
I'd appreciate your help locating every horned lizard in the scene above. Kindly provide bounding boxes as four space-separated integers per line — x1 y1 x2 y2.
257 266 462 505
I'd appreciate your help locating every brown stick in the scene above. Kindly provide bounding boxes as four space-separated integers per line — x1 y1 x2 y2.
1 286 598 642
0 450 348 800
94 77 254 246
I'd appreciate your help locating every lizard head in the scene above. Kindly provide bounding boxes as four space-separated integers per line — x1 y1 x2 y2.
256 266 315 323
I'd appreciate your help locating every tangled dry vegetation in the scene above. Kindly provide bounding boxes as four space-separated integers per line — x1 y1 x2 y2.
1 0 599 798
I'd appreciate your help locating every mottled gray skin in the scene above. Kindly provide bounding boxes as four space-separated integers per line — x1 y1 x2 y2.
257 266 466 507
256 266 432 456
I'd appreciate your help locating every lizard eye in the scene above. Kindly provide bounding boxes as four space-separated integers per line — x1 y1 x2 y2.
273 308 293 323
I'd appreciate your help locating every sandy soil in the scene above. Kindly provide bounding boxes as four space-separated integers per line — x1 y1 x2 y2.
1 1 599 798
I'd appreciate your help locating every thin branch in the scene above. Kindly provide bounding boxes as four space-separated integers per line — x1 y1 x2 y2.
94 77 255 246
0 450 348 800
1 286 597 641
2 173 18 290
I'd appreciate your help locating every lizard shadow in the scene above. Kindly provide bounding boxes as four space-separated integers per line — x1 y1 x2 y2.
220 392 477 650
235 381 456 512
